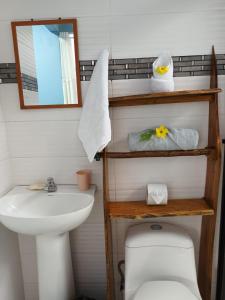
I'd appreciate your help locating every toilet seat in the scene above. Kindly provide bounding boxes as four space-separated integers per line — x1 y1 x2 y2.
133 281 199 300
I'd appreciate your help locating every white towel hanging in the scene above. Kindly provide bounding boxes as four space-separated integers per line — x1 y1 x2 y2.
78 49 111 162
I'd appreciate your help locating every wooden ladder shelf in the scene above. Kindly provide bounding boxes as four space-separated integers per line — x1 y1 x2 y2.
102 47 222 300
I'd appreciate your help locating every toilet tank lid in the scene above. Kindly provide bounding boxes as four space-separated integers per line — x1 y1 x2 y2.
125 223 193 248
133 281 199 300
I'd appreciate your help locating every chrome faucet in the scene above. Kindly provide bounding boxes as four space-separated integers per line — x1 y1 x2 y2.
45 177 57 192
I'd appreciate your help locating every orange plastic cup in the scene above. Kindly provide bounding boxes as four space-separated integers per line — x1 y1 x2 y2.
76 169 91 191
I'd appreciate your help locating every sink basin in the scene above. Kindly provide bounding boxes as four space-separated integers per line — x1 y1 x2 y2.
0 185 96 300
0 185 95 235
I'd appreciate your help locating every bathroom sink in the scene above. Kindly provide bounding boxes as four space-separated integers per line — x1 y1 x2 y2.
0 185 96 235
0 185 96 300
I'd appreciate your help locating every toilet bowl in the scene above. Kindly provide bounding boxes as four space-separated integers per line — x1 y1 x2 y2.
124 223 202 300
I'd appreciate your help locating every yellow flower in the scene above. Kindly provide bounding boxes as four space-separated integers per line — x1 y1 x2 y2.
155 125 169 139
155 65 169 75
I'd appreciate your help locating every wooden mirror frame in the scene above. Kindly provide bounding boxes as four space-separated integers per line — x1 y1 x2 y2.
11 18 82 109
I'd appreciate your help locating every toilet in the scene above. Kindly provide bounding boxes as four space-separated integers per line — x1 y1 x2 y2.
125 223 202 300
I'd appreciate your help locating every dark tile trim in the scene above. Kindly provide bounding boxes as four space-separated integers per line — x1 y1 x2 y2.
21 73 38 92
0 63 17 83
80 54 225 81
1 54 225 84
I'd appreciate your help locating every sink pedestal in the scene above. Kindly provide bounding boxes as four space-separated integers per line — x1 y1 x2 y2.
36 232 75 300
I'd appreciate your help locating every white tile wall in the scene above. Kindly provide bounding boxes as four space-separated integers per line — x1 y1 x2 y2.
0 21 15 62
23 283 38 300
0 89 12 197
0 0 225 299
111 11 225 58
7 121 85 158
78 17 111 60
0 224 24 300
110 0 225 16
0 86 24 300
114 157 206 192
0 0 110 20
11 157 114 189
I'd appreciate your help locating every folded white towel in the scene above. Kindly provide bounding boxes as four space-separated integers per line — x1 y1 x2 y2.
150 53 175 92
149 77 174 93
78 49 111 162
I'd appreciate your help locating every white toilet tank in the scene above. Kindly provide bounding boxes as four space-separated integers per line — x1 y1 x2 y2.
125 223 200 300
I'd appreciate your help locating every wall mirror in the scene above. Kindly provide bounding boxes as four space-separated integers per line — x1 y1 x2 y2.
11 19 82 109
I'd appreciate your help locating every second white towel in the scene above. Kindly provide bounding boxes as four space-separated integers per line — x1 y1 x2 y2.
146 184 168 205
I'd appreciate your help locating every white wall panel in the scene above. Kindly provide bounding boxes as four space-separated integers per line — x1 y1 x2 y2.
115 186 205 202
18 234 36 255
0 159 12 196
78 16 111 60
0 122 10 161
0 93 24 299
112 102 209 122
112 77 210 97
0 224 25 300
70 222 105 254
72 253 106 284
85 191 104 223
0 0 110 20
0 21 15 62
111 0 225 16
114 156 206 191
23 283 38 300
11 157 107 186
7 121 85 158
20 253 38 284
111 11 225 58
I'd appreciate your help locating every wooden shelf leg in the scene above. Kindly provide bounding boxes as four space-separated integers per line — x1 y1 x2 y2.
198 46 221 300
103 148 115 300
198 215 217 300
105 217 115 300
198 152 221 300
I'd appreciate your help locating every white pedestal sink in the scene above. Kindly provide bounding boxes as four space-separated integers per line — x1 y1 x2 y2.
0 185 96 300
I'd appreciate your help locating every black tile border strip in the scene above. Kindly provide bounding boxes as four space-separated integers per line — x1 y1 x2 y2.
1 54 225 84
21 73 38 92
0 63 17 83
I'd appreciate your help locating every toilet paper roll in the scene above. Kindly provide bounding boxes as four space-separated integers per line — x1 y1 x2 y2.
146 184 168 205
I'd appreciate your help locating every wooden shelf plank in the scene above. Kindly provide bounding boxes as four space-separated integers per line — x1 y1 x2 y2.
107 199 214 219
109 88 222 107
103 148 214 159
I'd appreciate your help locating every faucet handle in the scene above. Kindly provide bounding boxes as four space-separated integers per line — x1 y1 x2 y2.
47 177 55 184
46 177 57 192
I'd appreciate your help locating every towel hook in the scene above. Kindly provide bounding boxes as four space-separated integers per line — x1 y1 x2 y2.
94 153 101 161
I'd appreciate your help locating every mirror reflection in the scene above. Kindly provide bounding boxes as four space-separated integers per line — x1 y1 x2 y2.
12 20 82 108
